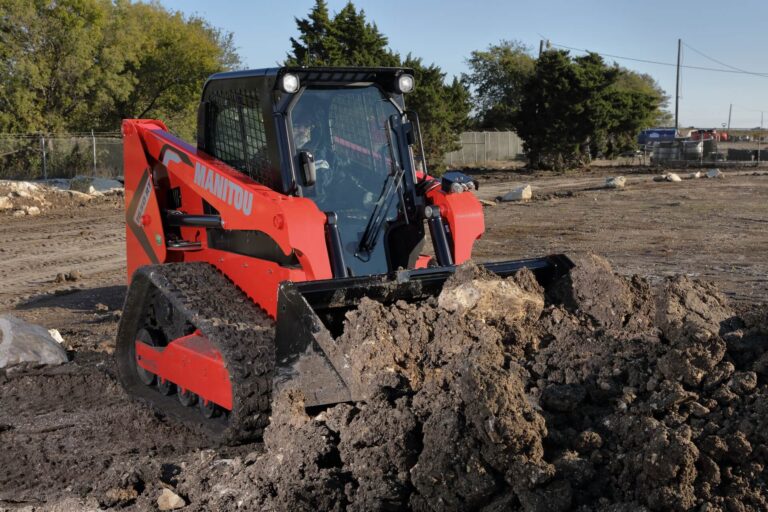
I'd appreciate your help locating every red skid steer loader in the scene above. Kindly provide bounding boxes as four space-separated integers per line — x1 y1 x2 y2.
116 66 573 443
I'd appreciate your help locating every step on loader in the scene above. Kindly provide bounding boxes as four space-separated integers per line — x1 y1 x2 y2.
115 66 573 443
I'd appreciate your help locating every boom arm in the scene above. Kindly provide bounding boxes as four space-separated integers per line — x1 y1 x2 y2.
122 119 332 317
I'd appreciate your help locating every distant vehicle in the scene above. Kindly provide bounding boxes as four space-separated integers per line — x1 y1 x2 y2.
690 129 727 142
638 128 677 146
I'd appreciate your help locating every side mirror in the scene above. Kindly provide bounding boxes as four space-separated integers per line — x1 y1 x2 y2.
299 150 316 186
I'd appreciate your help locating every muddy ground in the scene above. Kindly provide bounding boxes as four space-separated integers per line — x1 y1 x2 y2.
1 168 767 511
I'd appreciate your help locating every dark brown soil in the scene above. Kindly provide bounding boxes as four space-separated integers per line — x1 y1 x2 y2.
2 168 768 511
140 255 765 512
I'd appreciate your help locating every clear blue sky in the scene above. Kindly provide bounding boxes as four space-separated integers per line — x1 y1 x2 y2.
159 0 768 129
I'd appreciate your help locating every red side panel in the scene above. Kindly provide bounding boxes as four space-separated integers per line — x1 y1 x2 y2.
135 332 232 410
122 119 333 317
123 120 167 280
426 188 485 264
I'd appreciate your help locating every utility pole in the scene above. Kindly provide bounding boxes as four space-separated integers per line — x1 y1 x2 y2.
759 111 763 166
727 103 732 132
539 40 544 57
675 38 682 133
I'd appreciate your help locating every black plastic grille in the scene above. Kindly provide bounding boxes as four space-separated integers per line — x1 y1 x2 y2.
207 89 272 186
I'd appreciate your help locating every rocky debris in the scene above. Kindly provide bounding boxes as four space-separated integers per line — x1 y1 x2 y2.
707 168 724 179
157 488 186 510
500 184 532 202
478 198 497 207
689 171 702 179
605 176 626 189
654 172 682 182
48 329 65 344
54 270 82 283
0 178 124 216
0 314 68 368
69 176 124 195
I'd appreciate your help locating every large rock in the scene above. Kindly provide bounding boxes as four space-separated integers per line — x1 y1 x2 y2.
69 176 123 195
501 184 532 202
157 488 186 510
0 314 68 368
706 168 724 179
653 173 682 183
0 196 11 210
605 176 626 189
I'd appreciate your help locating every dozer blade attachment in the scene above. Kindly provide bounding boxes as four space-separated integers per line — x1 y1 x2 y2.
274 254 574 407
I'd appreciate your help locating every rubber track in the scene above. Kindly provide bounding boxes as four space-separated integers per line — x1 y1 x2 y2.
117 262 275 444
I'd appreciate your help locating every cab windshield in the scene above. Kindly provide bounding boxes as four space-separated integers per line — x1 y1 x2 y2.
289 85 406 274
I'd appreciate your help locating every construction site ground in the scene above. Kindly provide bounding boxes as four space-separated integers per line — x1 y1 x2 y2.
1 166 767 511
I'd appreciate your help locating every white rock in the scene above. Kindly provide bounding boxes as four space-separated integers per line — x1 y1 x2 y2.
605 176 626 189
12 209 26 217
157 488 186 510
24 206 41 216
70 176 123 195
0 315 68 368
707 168 724 179
15 189 31 198
654 173 682 183
689 171 702 179
0 196 11 210
500 184 532 202
0 180 39 194
48 329 65 344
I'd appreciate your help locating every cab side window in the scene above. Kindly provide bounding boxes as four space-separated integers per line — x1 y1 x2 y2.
206 88 273 187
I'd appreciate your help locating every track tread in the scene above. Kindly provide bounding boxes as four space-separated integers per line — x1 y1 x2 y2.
117 262 275 444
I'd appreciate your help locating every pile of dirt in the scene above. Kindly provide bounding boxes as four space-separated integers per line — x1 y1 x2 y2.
167 254 768 511
4 254 767 511
0 179 123 217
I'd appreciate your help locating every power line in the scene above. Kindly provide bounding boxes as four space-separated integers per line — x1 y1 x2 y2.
682 42 768 78
548 42 768 77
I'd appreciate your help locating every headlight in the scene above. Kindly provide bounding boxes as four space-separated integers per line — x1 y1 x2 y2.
281 73 300 93
396 74 414 94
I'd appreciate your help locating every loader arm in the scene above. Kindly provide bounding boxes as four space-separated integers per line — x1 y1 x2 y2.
122 119 332 316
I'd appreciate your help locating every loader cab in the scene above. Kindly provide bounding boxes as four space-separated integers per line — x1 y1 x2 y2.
198 67 426 278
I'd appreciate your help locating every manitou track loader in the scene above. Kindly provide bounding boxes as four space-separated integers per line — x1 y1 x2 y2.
116 66 572 442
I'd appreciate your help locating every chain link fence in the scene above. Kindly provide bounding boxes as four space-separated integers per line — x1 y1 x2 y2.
0 132 123 180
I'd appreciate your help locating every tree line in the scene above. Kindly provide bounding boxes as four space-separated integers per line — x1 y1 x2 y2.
0 0 672 173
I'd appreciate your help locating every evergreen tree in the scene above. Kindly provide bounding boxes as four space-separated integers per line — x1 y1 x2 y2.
287 0 334 66
286 0 469 172
514 50 666 170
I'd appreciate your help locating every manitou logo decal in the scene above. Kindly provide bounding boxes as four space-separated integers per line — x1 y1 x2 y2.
194 162 253 216
133 175 153 227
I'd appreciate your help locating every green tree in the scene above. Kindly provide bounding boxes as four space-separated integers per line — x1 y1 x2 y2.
614 68 673 127
463 40 535 129
0 0 240 140
287 0 469 172
515 50 587 170
515 50 669 170
113 3 241 140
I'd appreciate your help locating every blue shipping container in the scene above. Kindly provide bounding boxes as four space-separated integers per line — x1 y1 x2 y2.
638 129 677 146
